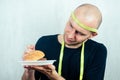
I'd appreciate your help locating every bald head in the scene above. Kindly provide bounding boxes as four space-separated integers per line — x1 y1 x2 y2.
74 4 102 29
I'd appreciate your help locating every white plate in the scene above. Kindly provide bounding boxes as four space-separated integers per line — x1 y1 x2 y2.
19 60 56 66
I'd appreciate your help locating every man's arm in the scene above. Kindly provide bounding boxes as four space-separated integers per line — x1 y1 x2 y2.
30 64 65 80
85 44 107 80
22 69 35 80
22 45 36 80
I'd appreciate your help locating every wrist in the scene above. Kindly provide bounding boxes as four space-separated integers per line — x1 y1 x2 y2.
22 69 35 80
50 70 65 80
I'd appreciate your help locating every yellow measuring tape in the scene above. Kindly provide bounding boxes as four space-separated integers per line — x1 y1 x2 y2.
58 41 85 80
71 12 97 33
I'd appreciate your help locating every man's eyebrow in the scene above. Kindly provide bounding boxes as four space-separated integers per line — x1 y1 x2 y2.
76 31 86 35
69 20 73 27
69 19 87 35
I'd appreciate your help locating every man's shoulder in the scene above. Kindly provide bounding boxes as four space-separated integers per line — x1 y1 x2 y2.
86 39 107 56
36 34 59 44
38 34 58 40
87 39 104 45
86 39 107 49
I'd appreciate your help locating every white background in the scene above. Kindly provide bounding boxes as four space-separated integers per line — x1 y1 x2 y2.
0 0 120 80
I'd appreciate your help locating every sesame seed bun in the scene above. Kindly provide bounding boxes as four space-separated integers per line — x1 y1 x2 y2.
23 50 45 61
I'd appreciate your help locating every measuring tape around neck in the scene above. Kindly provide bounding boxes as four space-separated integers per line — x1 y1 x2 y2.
58 41 85 80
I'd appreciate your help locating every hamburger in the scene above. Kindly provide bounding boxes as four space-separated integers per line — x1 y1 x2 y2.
23 50 45 61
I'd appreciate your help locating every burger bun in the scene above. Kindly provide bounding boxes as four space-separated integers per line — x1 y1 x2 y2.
23 50 45 61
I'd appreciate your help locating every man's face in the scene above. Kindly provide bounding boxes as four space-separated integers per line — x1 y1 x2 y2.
64 17 93 47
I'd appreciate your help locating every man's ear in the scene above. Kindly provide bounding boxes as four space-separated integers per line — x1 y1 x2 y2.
90 32 98 38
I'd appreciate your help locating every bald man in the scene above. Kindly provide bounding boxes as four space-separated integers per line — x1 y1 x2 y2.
22 3 107 80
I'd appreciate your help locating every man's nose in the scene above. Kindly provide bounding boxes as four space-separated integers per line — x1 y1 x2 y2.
68 29 76 40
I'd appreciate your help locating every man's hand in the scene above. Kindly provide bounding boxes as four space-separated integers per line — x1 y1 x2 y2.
22 45 65 80
27 64 65 80
22 45 35 80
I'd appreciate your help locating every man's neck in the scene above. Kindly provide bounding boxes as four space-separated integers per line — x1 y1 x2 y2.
65 43 82 49
58 34 82 49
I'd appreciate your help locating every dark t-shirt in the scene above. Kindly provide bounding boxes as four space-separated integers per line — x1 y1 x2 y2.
35 34 107 80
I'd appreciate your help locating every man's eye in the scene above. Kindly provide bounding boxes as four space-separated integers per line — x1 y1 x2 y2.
70 24 73 28
76 31 85 36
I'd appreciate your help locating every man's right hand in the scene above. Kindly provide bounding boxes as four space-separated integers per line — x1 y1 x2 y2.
22 45 35 80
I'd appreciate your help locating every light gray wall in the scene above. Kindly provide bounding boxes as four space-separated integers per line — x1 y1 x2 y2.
0 0 120 80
